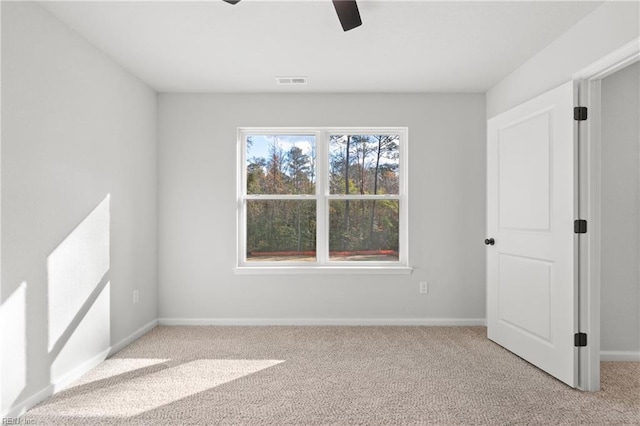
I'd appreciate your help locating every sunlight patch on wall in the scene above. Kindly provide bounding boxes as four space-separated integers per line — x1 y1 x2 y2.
47 195 110 351
33 359 284 418
50 282 111 384
0 282 27 410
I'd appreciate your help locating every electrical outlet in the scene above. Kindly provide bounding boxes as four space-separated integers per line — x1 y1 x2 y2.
133 290 139 304
419 281 428 294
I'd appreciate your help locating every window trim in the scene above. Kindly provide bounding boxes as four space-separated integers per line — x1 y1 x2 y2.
235 127 411 274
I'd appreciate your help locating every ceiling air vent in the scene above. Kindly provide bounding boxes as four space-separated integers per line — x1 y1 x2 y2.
276 76 307 85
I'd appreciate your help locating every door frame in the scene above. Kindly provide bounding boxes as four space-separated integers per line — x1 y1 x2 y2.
573 37 640 392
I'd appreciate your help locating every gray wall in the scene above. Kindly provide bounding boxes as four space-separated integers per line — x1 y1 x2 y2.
486 1 639 118
157 93 486 323
600 62 640 353
1 2 157 415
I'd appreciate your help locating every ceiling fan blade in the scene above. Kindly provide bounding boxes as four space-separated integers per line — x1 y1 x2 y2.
223 0 241 4
332 0 362 32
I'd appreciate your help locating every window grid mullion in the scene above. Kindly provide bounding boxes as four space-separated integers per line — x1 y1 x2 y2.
316 130 328 265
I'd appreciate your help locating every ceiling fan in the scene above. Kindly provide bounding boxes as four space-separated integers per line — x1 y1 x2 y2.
222 0 362 32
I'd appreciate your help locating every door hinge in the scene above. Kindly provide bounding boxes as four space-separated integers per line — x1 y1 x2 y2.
574 219 587 234
575 332 587 347
574 106 588 121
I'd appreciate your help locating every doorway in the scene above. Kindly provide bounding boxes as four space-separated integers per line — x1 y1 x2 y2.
599 62 640 359
575 37 640 391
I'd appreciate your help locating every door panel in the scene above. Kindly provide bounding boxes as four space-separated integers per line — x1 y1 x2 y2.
498 112 551 231
498 253 552 342
487 81 577 387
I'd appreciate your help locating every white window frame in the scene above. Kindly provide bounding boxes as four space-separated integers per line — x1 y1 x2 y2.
234 127 412 275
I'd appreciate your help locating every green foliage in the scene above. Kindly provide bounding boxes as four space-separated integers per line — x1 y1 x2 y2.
247 137 315 195
246 200 316 254
329 134 399 195
246 134 400 258
328 200 399 253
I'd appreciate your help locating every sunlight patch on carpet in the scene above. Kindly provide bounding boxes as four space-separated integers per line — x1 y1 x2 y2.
33 359 284 418
65 358 171 389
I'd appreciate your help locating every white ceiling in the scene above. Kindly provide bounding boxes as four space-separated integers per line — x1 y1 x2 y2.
38 0 603 93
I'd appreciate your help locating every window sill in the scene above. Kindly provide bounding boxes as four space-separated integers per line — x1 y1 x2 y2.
233 266 413 275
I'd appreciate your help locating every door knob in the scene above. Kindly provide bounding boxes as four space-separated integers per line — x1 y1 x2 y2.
484 238 495 246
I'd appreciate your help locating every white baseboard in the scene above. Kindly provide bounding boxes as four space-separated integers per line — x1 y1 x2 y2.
52 348 111 393
600 351 640 361
2 348 111 420
3 382 56 421
109 319 158 356
2 319 158 420
157 317 487 326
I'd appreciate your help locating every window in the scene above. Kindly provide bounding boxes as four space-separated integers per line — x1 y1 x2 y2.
236 128 409 273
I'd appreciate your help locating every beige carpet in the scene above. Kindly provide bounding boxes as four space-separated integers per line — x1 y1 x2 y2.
24 326 640 425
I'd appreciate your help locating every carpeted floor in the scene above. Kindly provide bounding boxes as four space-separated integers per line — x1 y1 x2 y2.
24 326 640 425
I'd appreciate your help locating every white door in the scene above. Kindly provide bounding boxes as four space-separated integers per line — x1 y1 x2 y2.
487 81 578 387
